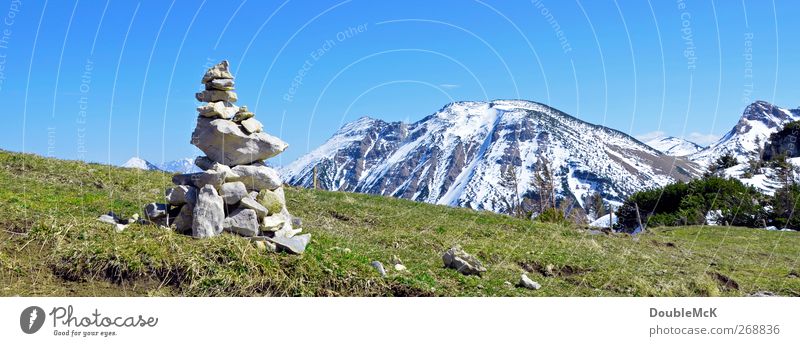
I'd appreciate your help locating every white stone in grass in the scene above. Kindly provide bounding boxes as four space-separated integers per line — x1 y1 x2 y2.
442 246 486 276
97 214 117 225
519 274 541 290
371 261 387 277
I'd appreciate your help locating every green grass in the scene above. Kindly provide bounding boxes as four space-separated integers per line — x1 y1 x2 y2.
1 150 799 296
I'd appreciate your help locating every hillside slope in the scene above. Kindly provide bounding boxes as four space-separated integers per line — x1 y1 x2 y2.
1 150 798 297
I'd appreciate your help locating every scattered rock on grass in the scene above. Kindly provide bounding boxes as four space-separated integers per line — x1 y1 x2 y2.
97 214 117 225
371 261 387 277
250 237 277 253
389 255 403 265
268 233 311 254
97 212 133 232
329 246 351 253
389 255 406 271
144 203 168 220
518 274 542 290
748 291 776 297
442 246 486 276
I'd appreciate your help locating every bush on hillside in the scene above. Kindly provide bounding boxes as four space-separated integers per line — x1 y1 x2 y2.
616 176 767 232
771 183 800 230
535 207 571 226
705 153 739 177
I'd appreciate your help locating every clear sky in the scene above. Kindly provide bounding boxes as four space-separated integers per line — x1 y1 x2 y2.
0 0 798 167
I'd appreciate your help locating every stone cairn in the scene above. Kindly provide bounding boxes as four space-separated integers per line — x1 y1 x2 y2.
142 60 310 254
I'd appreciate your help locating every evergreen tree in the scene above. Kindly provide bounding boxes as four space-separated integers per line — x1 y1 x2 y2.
531 155 556 214
499 164 522 218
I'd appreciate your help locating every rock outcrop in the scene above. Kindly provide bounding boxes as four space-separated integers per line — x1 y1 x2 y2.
442 246 486 276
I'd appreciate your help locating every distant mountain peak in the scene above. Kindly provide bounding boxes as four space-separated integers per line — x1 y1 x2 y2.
120 156 200 173
645 136 703 157
739 100 797 129
122 157 160 171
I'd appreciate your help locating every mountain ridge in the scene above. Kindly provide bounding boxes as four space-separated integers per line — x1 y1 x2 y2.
121 156 200 173
282 99 700 215
645 136 704 157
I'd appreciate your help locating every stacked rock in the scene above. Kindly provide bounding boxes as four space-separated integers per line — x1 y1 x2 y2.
143 60 310 254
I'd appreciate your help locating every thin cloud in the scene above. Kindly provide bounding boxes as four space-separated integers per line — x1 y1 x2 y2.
635 131 665 143
438 83 460 89
686 132 719 146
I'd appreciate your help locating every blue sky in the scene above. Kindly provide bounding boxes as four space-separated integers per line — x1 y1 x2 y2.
0 0 798 166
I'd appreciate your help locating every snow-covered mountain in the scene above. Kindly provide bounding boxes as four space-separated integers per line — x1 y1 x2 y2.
122 157 161 171
120 157 200 173
645 136 703 156
282 100 700 214
689 101 800 166
158 157 201 173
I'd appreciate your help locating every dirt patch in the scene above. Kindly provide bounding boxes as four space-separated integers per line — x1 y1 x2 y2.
519 261 590 277
788 270 799 279
328 210 352 222
0 219 30 235
651 240 678 248
387 282 435 297
708 272 739 291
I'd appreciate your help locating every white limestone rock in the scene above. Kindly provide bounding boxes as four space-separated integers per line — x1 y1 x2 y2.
230 164 282 192
223 208 259 237
192 185 225 238
220 181 248 205
197 101 239 119
206 78 234 90
260 214 287 232
191 117 288 166
240 118 263 134
201 60 234 83
166 185 196 206
238 196 268 218
196 90 237 103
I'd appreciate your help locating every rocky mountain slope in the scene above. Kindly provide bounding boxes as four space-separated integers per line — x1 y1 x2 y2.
646 136 703 156
690 101 800 166
122 157 161 171
684 101 800 195
282 100 700 214
159 157 201 173
122 156 200 173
